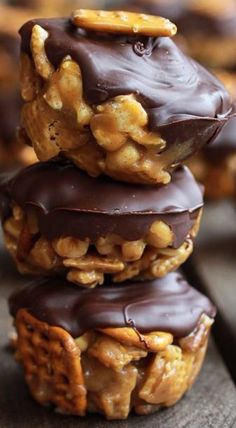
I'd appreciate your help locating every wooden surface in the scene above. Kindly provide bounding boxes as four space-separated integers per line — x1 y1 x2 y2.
1 201 236 427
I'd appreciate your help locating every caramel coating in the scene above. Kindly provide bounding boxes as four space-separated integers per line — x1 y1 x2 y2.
20 28 197 184
3 204 201 287
14 309 213 420
72 10 177 37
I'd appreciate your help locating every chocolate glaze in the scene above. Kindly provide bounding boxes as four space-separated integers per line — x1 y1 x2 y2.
9 273 216 338
19 18 234 152
126 0 236 37
3 160 203 248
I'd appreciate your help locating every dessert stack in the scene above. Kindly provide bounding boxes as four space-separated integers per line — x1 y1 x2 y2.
1 9 234 420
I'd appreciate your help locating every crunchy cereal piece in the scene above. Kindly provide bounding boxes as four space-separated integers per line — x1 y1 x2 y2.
147 220 173 248
53 237 89 258
150 238 193 278
103 143 171 184
121 240 146 262
63 254 125 273
139 344 193 406
20 53 42 102
100 328 173 352
96 236 118 256
29 238 60 271
91 95 164 151
30 25 54 80
22 96 90 160
44 59 93 126
82 354 138 420
72 10 177 37
112 239 193 283
88 334 147 370
67 269 104 288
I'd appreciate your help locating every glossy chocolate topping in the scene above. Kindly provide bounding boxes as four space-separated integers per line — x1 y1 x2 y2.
19 18 233 149
9 273 216 338
4 160 203 248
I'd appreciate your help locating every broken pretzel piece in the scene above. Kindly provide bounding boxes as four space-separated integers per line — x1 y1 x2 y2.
72 9 177 37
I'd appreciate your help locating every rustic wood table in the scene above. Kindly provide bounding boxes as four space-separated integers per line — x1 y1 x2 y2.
1 202 236 427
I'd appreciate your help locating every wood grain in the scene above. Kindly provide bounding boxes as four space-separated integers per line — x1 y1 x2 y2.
0 233 236 427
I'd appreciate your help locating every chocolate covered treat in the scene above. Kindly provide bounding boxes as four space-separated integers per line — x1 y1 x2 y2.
18 11 233 185
188 70 236 199
9 273 216 420
1 160 203 287
120 0 236 69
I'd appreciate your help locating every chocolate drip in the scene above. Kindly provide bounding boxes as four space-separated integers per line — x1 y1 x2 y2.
19 18 233 149
3 161 203 248
9 273 216 338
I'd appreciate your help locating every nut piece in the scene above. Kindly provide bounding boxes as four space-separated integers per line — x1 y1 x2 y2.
72 10 177 37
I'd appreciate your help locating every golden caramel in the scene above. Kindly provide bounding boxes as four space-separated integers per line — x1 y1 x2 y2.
20 51 174 184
